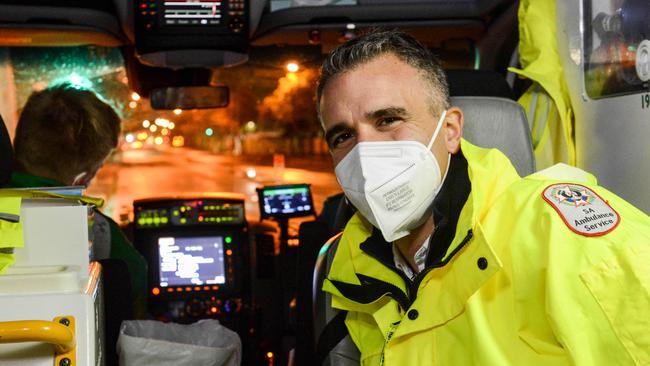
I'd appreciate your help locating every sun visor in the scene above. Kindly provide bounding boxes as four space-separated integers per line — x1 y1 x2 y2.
0 4 126 47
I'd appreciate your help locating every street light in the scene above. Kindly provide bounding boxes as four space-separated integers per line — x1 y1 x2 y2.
286 62 299 73
205 128 214 137
131 92 141 101
173 108 182 115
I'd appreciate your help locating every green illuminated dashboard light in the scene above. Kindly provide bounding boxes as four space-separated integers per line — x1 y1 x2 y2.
138 218 145 226
180 218 187 224
145 218 153 224
161 217 169 224
225 236 232 244
153 217 160 224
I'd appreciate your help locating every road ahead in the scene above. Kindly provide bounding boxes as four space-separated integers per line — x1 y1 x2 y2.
86 147 341 225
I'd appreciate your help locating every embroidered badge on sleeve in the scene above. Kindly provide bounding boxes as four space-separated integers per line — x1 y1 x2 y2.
542 183 620 236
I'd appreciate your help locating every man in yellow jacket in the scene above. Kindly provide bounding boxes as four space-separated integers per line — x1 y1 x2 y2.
317 29 650 365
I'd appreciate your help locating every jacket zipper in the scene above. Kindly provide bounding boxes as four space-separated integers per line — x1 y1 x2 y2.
379 322 399 366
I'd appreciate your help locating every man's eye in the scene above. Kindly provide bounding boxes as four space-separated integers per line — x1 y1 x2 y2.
331 132 353 148
377 117 402 126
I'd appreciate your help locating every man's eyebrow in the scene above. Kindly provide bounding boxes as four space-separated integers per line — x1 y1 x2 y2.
365 106 410 121
324 123 351 146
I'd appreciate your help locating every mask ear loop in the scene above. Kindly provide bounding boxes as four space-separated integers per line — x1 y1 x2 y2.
426 110 452 184
426 110 447 150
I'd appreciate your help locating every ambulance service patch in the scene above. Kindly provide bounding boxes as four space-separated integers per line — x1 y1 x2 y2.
542 184 620 236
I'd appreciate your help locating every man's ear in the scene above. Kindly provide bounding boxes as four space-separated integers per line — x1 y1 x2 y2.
444 107 464 154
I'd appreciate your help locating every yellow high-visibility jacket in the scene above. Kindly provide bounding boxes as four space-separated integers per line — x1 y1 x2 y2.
323 139 650 365
510 0 576 169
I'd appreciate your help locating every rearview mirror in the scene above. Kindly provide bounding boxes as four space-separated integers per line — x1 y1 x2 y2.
150 86 229 109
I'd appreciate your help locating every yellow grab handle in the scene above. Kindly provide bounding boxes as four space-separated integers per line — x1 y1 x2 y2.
0 316 75 354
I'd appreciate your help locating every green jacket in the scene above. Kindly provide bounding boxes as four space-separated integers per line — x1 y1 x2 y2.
5 172 147 317
323 140 650 365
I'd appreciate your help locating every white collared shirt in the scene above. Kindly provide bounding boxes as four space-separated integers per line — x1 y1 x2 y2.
392 234 431 280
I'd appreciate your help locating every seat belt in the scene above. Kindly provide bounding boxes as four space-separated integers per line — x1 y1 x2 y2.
315 310 349 365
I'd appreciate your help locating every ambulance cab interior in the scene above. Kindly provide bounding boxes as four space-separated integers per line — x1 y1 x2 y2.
0 0 648 365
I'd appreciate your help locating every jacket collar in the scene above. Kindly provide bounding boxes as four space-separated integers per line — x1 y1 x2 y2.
323 139 521 332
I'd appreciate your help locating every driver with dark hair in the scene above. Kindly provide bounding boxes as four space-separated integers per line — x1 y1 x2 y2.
317 29 650 365
5 83 147 317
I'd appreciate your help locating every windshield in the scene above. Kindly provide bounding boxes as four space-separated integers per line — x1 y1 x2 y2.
1 46 339 224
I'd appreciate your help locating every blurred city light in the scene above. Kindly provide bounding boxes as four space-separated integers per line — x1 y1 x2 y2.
246 168 257 179
168 122 175 130
132 141 143 149
161 128 169 136
286 62 299 73
154 136 164 145
136 132 148 141
205 128 214 136
129 101 138 109
125 133 135 143
142 120 150 128
131 92 141 101
155 118 170 127
172 136 185 147
150 125 158 132
51 72 93 90
244 121 257 133
173 108 182 115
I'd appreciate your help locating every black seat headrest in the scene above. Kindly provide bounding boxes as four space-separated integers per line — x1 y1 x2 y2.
445 69 515 100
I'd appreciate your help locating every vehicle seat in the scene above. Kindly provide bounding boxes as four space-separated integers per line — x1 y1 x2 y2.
312 94 535 364
0 114 13 185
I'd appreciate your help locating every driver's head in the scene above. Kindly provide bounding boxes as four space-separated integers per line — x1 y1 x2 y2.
317 29 463 167
13 84 121 186
317 29 464 241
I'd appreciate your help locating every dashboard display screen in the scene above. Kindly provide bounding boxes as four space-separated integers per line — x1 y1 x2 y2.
259 184 314 219
158 236 226 287
162 1 224 26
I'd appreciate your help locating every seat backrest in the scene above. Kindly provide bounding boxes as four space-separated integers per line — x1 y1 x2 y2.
311 95 534 363
0 114 12 185
451 96 535 176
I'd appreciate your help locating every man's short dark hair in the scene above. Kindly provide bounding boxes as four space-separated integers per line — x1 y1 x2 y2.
13 84 121 184
317 29 450 120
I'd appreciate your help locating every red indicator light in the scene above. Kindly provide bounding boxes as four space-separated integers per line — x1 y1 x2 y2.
210 306 218 314
167 288 174 293
140 4 147 8
198 216 204 222
152 288 160 295
226 249 233 256
203 286 210 291
175 288 183 292
212 285 219 291
185 287 192 292
194 286 201 291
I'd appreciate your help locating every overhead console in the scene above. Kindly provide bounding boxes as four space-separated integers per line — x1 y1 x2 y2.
133 0 250 67
253 0 510 44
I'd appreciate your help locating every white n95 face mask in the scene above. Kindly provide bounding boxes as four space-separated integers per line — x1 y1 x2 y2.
335 111 450 242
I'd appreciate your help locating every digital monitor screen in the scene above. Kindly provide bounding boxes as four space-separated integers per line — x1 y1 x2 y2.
162 1 225 27
158 236 226 287
258 184 314 219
